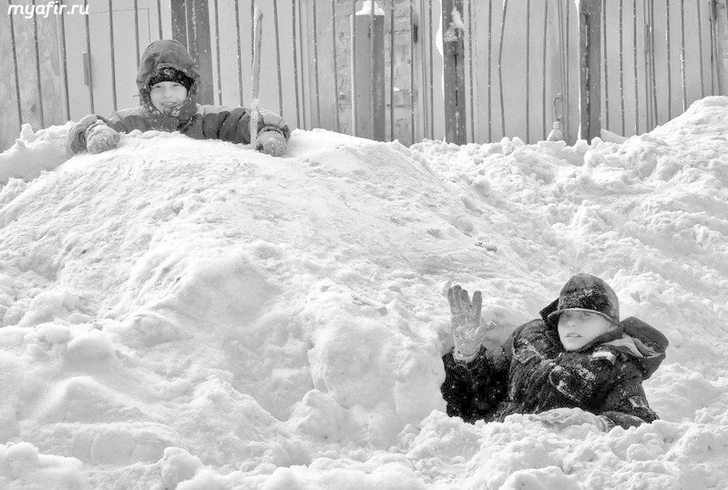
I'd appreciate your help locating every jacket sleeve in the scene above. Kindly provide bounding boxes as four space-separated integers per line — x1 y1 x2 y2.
547 348 659 430
200 106 291 144
441 338 511 423
598 359 659 429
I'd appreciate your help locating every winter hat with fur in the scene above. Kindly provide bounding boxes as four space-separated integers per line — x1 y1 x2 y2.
136 39 200 97
547 273 620 325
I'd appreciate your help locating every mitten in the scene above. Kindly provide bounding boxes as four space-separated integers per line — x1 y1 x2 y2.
448 285 489 362
255 130 287 157
86 124 120 154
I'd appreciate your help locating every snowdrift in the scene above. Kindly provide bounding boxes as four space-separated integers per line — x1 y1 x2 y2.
0 97 727 489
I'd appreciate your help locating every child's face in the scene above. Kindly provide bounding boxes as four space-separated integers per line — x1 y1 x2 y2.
150 81 188 114
557 310 616 351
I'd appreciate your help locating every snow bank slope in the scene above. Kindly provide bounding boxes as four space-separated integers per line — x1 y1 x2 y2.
0 97 727 489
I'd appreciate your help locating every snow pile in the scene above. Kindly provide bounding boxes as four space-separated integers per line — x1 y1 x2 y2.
0 123 71 185
0 97 727 488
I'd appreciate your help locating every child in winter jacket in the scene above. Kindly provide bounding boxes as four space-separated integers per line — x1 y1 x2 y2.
441 273 668 431
66 39 290 156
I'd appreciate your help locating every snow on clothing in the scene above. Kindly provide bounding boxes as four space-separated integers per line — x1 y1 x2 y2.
66 39 290 154
441 299 668 430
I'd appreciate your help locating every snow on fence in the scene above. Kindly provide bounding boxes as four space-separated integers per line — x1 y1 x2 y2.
1 0 727 152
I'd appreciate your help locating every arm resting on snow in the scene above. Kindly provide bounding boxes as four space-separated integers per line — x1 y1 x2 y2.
547 349 659 430
200 106 291 145
66 111 144 155
441 344 510 423
599 374 659 430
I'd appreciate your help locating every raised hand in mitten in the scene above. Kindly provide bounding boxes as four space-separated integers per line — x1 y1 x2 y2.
86 124 120 154
255 130 287 157
448 285 488 362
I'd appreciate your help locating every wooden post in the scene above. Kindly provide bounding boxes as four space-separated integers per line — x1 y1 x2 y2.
578 0 601 142
170 2 188 48
442 0 466 144
714 0 728 93
171 0 214 105
351 3 385 141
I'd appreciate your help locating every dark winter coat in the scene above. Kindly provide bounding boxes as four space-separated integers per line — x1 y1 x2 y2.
67 39 290 154
441 299 668 430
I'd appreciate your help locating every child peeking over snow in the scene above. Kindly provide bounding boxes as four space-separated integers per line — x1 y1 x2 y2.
441 273 668 431
66 39 289 157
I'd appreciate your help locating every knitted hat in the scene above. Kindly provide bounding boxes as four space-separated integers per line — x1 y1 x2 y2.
147 66 194 91
547 273 620 325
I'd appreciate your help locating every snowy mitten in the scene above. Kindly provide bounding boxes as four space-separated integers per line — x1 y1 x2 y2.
448 285 488 362
255 130 287 157
86 124 120 154
534 408 611 432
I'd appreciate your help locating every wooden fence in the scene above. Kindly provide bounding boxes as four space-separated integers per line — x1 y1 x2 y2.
2 0 728 152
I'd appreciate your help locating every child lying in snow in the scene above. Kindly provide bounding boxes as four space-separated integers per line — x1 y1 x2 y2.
441 273 668 431
66 39 290 157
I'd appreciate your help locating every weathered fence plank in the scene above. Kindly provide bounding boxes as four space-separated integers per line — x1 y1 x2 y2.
578 0 601 142
351 6 385 141
442 0 466 144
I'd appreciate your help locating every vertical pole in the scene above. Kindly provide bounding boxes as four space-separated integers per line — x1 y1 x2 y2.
251 7 263 143
133 0 140 67
58 1 71 122
649 0 659 126
351 0 357 136
442 0 467 144
498 0 509 138
292 0 301 126
697 0 706 98
297 0 307 128
352 3 385 140
666 0 672 119
602 0 609 131
542 0 549 140
709 0 717 94
526 0 531 143
8 0 23 130
390 0 395 141
578 0 602 142
213 0 222 105
369 1 376 136
171 1 188 54
185 0 214 104
619 0 625 135
313 0 321 127
84 0 95 113
32 0 45 127
428 0 434 139
108 0 118 111
714 0 728 93
487 0 493 142
235 0 244 105
565 2 571 142
680 0 687 111
157 0 163 39
409 0 415 144
467 0 475 142
274 0 284 116
330 0 340 131
633 0 640 133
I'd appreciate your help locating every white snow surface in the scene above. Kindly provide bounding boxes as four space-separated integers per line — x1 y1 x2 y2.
0 97 727 489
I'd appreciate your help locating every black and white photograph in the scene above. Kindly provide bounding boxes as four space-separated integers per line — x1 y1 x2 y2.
0 0 726 488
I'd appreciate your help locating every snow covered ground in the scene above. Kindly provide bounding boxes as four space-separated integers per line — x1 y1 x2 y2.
0 97 726 489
